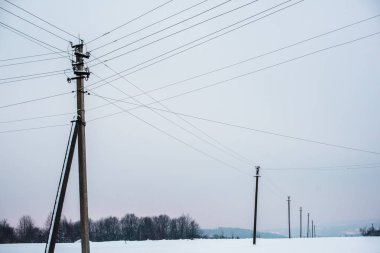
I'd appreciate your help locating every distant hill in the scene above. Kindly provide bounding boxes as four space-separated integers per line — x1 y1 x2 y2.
201 227 286 239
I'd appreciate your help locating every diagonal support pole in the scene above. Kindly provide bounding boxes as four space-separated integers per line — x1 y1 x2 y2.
45 122 78 253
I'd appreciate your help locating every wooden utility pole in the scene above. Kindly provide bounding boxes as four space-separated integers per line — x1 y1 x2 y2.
299 207 302 238
71 40 91 253
313 224 316 238
307 213 310 238
287 196 291 238
311 220 314 237
44 40 91 253
253 166 260 245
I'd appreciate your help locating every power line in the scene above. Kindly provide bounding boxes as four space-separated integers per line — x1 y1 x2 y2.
3 0 77 39
90 67 255 167
0 123 70 134
264 163 380 171
84 30 378 137
0 6 69 42
90 0 257 63
261 178 286 201
134 31 380 105
0 56 66 68
0 20 72 85
0 69 69 81
87 30 380 127
0 72 67 85
86 0 301 88
0 91 72 110
89 93 380 156
0 112 73 124
89 0 260 66
92 91 252 177
0 21 66 53
108 13 380 99
87 0 174 44
91 52 255 166
0 52 64 62
90 0 209 52
0 21 72 84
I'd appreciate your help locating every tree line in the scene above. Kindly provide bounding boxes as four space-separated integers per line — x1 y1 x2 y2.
360 224 380 236
0 213 201 243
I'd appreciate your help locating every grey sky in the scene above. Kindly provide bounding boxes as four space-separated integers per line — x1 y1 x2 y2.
0 0 379 234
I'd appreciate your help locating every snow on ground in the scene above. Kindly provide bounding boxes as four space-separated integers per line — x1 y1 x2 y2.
1 237 379 253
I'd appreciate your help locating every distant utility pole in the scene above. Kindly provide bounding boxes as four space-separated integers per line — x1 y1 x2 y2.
287 196 291 238
253 166 260 245
299 207 302 238
314 224 316 238
70 40 91 253
311 220 314 238
307 213 310 238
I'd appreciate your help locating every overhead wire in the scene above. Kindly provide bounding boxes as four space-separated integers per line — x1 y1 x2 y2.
261 178 287 201
0 22 67 53
85 29 380 131
0 91 72 110
0 112 73 124
0 0 76 79
0 69 69 81
264 163 380 171
0 6 70 42
86 0 302 88
0 72 68 85
90 54 256 166
90 68 255 167
91 89 252 176
0 123 70 134
3 0 77 39
88 0 258 64
0 52 65 62
120 31 380 106
88 93 380 156
0 56 67 68
109 13 380 99
87 0 175 44
90 0 209 52
88 52 255 167
0 20 72 85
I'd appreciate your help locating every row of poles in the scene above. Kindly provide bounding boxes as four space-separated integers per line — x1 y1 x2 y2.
299 205 317 239
253 166 317 245
289 198 317 239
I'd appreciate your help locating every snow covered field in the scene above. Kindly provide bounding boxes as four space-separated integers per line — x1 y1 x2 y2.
1 237 379 253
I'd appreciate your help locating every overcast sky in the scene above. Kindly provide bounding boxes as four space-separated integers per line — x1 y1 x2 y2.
0 0 379 235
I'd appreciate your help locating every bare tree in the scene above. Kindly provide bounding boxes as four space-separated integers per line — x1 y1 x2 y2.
0 219 15 243
16 215 39 242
